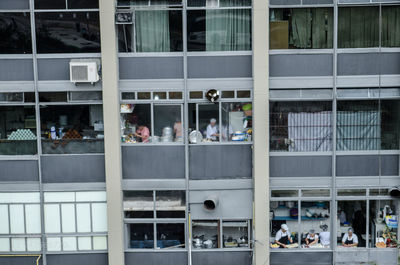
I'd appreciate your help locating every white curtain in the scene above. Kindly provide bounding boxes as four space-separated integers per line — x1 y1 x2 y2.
288 111 332 152
135 10 170 52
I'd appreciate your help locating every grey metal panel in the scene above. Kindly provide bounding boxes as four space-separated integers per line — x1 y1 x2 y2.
122 146 185 179
192 251 252 265
41 155 106 183
0 160 39 182
270 0 301 5
125 252 187 265
339 0 369 3
302 0 333 3
372 0 400 2
271 252 332 265
269 54 333 77
189 145 252 179
37 58 71 80
189 189 253 219
47 254 108 265
381 155 399 176
187 56 252 78
337 53 379 76
0 0 29 9
0 256 42 265
380 53 400 75
0 59 33 81
335 249 397 265
336 155 379 176
270 156 332 178
119 57 183 79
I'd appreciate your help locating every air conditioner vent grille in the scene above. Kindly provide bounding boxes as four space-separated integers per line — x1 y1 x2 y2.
71 65 88 81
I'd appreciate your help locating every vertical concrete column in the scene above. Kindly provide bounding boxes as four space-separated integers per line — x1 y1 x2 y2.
253 0 270 264
99 1 125 265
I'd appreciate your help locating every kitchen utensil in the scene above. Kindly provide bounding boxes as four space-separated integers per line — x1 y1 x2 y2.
189 130 203 144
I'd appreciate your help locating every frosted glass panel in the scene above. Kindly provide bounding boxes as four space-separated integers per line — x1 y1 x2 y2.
93 236 107 250
91 203 107 232
44 192 75 202
78 237 92 250
76 191 106 202
44 204 61 233
10 205 25 234
0 193 40 203
25 204 41 234
11 238 26 251
61 204 76 233
76 203 91 233
47 237 61 251
62 237 77 251
27 238 41 251
0 205 9 234
0 238 10 252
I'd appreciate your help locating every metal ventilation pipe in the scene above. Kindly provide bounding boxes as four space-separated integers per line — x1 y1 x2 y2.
203 196 219 210
389 186 400 197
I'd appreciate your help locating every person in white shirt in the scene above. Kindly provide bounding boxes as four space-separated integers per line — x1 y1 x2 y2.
319 224 330 247
342 228 358 247
275 224 293 248
305 229 319 246
206 118 219 141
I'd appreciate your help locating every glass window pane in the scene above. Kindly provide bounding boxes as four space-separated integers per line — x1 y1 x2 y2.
0 205 9 234
62 236 77 251
270 201 298 249
381 100 400 150
124 191 154 218
10 204 25 234
118 10 182 52
35 0 65 9
76 203 91 232
121 104 151 144
223 221 249 248
78 236 92 250
76 191 106 202
237 90 251 98
169 92 182 100
153 92 167 100
93 236 107 250
91 203 107 232
338 7 379 48
137 92 151 100
11 238 26 252
0 13 32 54
189 91 203 99
157 223 185 248
44 204 60 233
270 8 333 49
270 101 332 152
121 92 136 100
338 201 366 248
39 92 68 102
336 101 379 151
27 238 41 251
154 105 182 143
156 191 185 218
220 0 251 7
370 189 389 196
47 237 61 251
61 204 76 233
271 190 298 197
187 9 251 51
35 12 100 53
221 102 252 142
0 106 37 155
301 189 330 197
0 238 10 252
0 93 23 103
44 192 75 203
40 105 104 154
370 200 397 248
221 91 234 99
0 193 40 204
382 6 400 48
69 91 102 101
300 201 330 248
25 204 41 234
199 104 219 142
338 189 366 197
68 0 99 9
192 220 219 249
129 223 154 249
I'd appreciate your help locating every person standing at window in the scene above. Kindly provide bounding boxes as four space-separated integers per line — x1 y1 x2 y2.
135 125 150 143
275 224 293 248
206 118 219 141
319 224 330 247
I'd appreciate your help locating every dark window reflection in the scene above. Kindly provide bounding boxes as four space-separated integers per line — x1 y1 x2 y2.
130 224 154 249
68 0 99 9
157 224 185 248
35 12 100 53
34 0 66 9
118 10 182 52
0 13 32 54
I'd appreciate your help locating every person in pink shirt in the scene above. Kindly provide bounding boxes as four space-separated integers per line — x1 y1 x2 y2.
135 125 150 143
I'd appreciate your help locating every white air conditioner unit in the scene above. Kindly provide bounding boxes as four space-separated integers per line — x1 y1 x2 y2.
70 59 100 85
